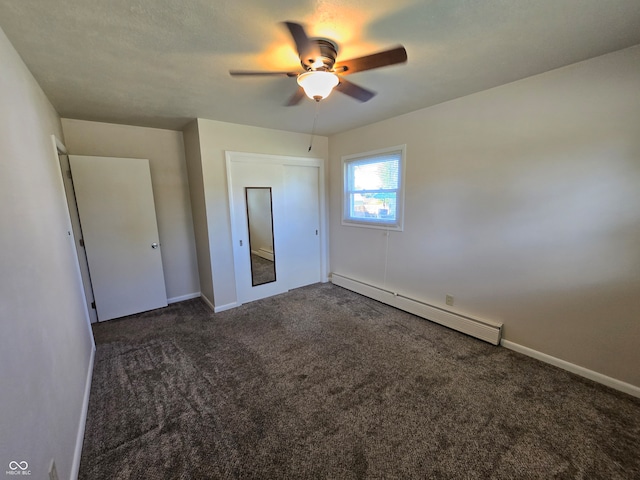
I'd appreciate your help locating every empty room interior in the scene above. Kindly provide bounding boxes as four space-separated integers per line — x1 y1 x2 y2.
1 1 639 478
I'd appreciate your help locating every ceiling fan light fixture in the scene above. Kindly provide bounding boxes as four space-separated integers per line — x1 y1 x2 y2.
297 71 339 101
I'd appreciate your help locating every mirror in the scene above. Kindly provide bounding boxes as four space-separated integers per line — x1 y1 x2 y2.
245 187 276 286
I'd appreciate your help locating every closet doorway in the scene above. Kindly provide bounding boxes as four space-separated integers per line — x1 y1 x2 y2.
226 152 326 305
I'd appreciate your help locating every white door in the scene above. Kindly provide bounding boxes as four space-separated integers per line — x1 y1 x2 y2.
229 160 288 304
69 155 167 321
282 165 321 289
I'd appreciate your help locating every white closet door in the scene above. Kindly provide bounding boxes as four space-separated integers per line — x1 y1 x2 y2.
227 153 325 306
69 155 167 321
229 160 288 304
283 165 321 289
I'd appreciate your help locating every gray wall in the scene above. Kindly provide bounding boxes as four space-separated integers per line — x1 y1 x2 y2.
329 45 640 388
0 27 95 480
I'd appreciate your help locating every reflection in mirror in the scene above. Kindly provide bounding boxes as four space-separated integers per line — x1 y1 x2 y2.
246 187 276 286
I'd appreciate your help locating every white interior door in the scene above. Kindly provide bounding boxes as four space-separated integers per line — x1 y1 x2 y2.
69 155 167 321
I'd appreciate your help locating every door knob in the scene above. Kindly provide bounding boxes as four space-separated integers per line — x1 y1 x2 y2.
151 242 159 249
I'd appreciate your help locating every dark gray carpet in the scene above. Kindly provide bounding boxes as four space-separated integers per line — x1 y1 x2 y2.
250 254 276 285
79 283 640 479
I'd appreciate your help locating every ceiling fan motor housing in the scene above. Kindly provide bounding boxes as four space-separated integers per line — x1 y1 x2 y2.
303 39 338 71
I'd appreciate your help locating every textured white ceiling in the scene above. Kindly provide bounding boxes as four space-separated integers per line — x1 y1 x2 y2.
1 0 640 135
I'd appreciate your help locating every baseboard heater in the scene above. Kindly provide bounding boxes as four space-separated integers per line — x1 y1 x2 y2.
331 273 503 345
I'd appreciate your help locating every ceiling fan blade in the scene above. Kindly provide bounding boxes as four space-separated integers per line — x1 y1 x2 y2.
283 21 321 65
334 46 407 75
285 86 306 106
335 78 376 102
230 70 299 77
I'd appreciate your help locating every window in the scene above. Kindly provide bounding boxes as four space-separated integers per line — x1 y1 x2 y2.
342 145 406 230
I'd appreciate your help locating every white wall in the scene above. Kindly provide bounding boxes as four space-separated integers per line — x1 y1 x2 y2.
183 120 215 305
61 119 200 304
191 118 328 309
329 45 640 388
0 27 95 480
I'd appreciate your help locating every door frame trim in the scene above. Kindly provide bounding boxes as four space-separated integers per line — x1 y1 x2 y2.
53 135 99 324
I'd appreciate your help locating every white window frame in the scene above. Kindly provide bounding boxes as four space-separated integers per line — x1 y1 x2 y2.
342 144 406 231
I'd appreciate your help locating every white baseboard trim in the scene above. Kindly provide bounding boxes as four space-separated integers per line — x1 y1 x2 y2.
200 294 215 312
331 272 502 345
252 247 275 262
71 344 95 480
214 302 238 313
167 292 201 304
501 339 640 399
199 294 238 313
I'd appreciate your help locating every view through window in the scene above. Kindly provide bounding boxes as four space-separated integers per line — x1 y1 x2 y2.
343 145 405 230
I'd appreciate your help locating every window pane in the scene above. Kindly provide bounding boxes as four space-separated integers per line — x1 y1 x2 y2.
349 192 397 221
348 157 399 192
342 145 405 230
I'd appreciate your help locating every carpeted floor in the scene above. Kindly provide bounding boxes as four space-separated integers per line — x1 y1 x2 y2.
250 254 276 285
79 283 640 479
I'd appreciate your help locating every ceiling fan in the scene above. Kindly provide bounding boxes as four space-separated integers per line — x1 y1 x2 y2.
230 21 407 105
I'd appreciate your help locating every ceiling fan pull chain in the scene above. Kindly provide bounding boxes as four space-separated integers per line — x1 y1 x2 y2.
308 100 321 152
